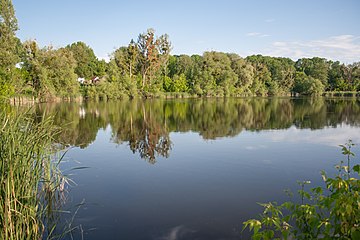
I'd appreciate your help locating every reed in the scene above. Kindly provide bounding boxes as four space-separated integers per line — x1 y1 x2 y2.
0 109 65 239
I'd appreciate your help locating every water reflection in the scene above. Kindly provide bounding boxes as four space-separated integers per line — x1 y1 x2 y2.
34 97 360 163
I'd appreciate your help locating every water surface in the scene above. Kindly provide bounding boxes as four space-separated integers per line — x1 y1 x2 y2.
35 97 360 239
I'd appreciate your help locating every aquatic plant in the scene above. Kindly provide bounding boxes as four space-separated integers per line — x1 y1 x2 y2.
0 109 66 239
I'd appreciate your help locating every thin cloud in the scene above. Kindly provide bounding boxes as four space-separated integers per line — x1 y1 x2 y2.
246 32 270 38
265 18 275 23
266 35 360 63
246 32 261 37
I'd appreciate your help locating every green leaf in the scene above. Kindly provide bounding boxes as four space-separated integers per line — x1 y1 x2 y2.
353 164 360 174
282 201 293 210
264 230 274 239
311 187 323 195
243 219 261 233
303 191 311 199
351 230 360 240
346 205 353 215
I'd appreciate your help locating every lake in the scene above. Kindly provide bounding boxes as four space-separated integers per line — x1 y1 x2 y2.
33 97 360 239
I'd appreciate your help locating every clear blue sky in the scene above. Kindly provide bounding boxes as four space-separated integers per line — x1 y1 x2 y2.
13 0 360 63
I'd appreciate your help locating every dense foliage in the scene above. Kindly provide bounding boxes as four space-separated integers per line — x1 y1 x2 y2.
243 141 360 239
0 0 20 98
1 1 360 100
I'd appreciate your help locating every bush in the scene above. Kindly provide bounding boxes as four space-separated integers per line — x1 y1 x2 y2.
243 140 360 239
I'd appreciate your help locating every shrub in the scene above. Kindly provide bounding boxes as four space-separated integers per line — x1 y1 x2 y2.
243 140 360 239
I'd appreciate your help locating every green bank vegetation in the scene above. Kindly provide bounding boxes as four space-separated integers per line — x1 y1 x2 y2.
0 108 67 239
1 1 360 102
243 141 360 239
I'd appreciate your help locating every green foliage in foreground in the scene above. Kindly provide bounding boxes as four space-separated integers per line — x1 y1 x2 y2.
0 109 65 239
243 141 360 239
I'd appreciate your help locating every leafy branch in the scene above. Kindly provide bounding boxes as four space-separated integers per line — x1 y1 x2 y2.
243 140 360 239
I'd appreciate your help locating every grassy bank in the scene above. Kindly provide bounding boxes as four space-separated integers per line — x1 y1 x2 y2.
0 108 65 239
8 96 84 105
323 91 360 97
8 90 360 105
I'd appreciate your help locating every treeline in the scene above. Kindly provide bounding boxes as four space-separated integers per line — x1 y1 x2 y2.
1 1 360 101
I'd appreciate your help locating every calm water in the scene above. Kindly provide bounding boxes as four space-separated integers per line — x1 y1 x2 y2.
34 98 360 239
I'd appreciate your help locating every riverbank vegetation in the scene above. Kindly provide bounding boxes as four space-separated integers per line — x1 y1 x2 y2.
1 1 360 102
0 107 67 239
243 141 360 239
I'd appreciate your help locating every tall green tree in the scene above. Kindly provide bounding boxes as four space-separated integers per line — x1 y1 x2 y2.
109 41 140 96
202 51 237 96
113 40 139 80
293 71 324 95
105 58 137 98
269 57 295 93
245 57 271 96
228 53 254 94
66 41 99 79
246 55 295 94
23 41 79 99
22 40 49 98
328 61 346 91
0 0 20 97
343 62 360 91
157 33 172 77
189 54 204 94
48 47 79 97
296 57 329 88
128 39 139 79
0 0 18 69
172 55 192 78
166 54 197 93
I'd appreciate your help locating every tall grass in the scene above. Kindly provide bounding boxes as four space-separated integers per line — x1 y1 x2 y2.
0 109 65 239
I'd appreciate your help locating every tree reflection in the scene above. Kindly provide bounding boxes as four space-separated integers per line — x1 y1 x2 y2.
34 102 107 148
111 100 172 164
30 97 360 163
